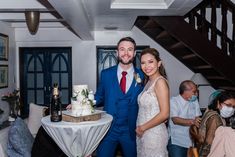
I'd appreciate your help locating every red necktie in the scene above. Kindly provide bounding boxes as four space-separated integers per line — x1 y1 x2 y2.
120 71 127 93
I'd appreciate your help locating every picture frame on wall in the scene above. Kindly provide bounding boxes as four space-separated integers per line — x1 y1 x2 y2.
0 65 8 88
0 33 9 61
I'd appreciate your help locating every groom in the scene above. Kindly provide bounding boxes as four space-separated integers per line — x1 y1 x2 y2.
95 37 144 157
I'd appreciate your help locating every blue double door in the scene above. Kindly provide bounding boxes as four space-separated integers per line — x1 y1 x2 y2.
19 47 72 117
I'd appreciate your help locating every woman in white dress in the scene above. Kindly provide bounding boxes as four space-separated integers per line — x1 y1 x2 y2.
136 48 170 157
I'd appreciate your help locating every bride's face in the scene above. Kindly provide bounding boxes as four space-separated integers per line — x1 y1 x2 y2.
140 53 161 77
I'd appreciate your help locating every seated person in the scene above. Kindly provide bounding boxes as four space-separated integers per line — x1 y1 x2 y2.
208 126 235 157
190 91 235 157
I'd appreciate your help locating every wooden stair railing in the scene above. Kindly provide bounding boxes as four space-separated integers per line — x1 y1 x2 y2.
185 0 235 59
135 16 235 91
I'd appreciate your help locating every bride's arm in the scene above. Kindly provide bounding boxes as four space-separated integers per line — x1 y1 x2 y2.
138 78 169 134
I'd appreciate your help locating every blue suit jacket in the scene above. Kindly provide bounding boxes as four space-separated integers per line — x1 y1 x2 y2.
95 65 144 140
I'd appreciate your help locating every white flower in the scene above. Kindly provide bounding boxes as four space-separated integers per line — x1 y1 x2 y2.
76 94 85 102
134 72 142 86
88 91 94 100
136 76 142 83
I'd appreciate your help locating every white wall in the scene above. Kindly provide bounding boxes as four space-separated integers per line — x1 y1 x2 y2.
94 27 196 97
0 22 16 124
14 26 214 107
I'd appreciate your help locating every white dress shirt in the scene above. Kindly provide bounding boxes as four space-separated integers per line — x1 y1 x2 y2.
168 95 202 148
117 64 134 93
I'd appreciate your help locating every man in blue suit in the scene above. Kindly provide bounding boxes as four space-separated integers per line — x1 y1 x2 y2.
95 37 144 157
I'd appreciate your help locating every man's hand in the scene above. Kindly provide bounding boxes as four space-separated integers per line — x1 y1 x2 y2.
66 104 72 110
193 117 201 127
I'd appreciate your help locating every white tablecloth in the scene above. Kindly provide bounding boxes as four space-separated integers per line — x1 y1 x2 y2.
41 113 113 157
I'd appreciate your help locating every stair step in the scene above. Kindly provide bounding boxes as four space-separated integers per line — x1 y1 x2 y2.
217 86 235 91
143 19 159 29
193 65 212 69
169 42 185 49
207 76 226 80
143 28 164 38
155 30 169 39
182 54 197 59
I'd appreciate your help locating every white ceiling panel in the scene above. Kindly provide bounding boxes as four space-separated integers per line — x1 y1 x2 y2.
0 0 204 39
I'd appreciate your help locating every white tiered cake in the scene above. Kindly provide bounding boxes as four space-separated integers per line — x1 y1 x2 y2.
71 85 95 116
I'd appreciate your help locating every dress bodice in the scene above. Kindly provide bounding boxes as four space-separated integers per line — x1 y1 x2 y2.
137 76 165 125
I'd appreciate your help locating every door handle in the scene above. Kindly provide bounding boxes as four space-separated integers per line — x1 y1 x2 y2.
44 86 51 92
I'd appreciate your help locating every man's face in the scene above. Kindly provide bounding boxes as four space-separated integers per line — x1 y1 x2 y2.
185 84 198 100
117 41 135 65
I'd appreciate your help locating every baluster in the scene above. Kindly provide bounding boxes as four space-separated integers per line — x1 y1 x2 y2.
197 11 202 32
201 6 208 38
232 8 235 57
221 2 228 55
189 11 195 28
211 0 217 45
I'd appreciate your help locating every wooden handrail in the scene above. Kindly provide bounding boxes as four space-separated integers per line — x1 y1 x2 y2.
185 0 235 58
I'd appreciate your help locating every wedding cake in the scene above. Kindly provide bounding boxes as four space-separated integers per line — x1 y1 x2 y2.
71 85 95 116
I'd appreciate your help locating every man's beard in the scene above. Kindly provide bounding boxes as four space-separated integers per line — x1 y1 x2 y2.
118 57 134 65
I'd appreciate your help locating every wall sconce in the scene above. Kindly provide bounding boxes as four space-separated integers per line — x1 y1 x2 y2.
191 73 210 111
191 73 210 87
25 11 40 35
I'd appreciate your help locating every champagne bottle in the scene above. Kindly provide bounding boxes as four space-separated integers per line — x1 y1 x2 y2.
50 83 62 122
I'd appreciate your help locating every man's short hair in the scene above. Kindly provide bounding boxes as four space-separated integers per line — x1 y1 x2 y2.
179 80 196 95
117 37 136 50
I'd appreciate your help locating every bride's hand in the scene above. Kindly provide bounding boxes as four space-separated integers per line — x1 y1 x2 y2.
66 104 72 110
136 126 145 137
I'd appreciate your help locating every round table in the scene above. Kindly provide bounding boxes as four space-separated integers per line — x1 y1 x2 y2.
41 113 113 157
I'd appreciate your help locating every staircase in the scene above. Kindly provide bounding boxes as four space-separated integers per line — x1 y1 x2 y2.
135 1 235 91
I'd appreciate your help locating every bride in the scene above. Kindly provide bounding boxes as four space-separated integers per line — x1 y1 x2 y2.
136 48 169 157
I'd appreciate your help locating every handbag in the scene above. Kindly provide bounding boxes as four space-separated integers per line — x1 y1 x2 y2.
188 147 199 157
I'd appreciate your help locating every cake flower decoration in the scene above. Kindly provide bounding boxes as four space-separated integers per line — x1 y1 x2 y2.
72 89 95 112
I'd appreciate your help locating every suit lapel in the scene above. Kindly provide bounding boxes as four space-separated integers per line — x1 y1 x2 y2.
111 66 123 94
128 68 143 105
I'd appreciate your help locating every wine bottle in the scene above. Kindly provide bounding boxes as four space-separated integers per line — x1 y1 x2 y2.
50 83 62 122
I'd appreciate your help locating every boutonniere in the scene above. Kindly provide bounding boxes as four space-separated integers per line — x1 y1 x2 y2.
134 72 142 86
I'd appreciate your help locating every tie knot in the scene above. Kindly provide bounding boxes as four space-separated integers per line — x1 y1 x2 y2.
122 71 127 76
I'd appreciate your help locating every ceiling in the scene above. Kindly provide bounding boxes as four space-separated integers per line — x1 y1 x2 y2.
0 0 203 40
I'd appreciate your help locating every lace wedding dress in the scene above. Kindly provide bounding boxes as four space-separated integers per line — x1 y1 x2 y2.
137 77 168 157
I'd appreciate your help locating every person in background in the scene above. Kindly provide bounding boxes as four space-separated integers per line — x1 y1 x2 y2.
136 48 169 157
190 90 235 157
95 37 144 157
167 80 202 157
208 125 235 157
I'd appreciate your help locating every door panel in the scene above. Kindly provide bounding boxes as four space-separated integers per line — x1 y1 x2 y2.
20 47 72 117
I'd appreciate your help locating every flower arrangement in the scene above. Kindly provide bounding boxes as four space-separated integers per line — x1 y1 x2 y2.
1 89 20 102
72 89 95 112
1 89 20 118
